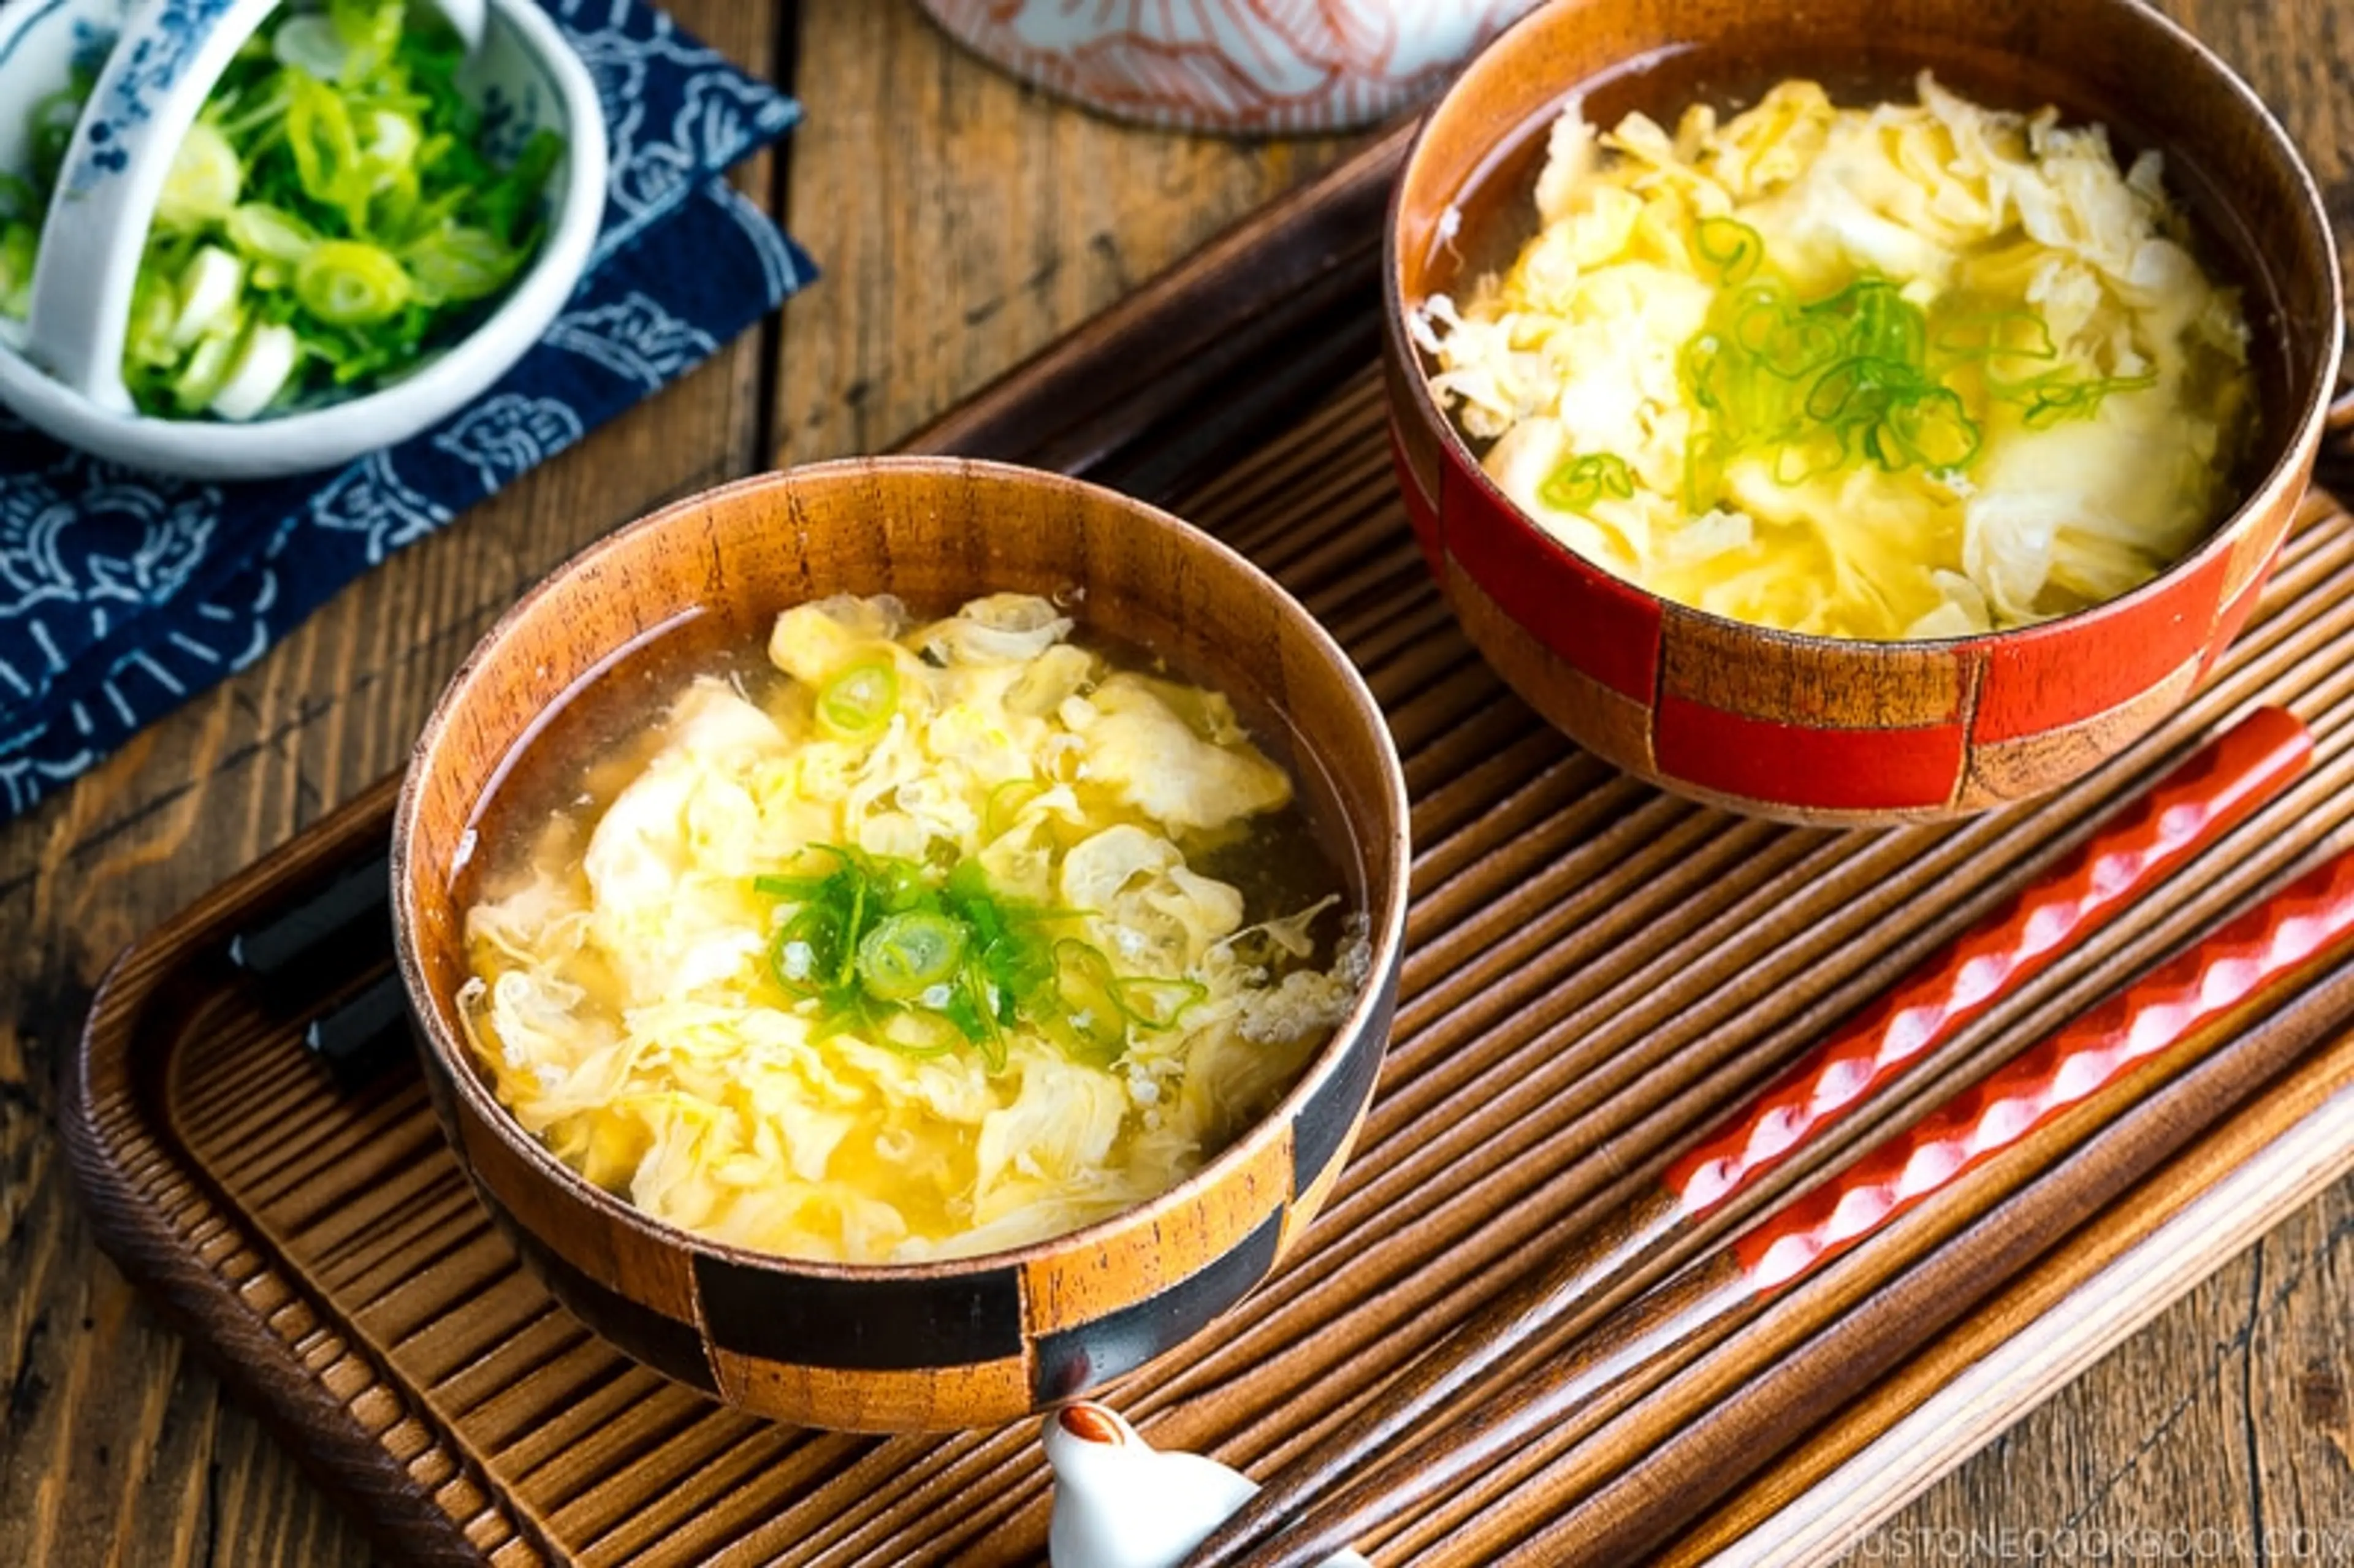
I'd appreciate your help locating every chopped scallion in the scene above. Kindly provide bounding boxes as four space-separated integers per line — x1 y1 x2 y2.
169 245 246 348
156 122 243 230
295 238 411 325
0 0 562 419
757 843 1190 1073
210 321 300 419
1538 451 1636 515
816 658 901 740
857 912 969 1003
226 202 320 265
1670 234 2145 501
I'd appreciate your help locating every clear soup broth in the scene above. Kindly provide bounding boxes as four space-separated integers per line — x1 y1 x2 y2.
453 592 1359 1267
1413 44 2272 642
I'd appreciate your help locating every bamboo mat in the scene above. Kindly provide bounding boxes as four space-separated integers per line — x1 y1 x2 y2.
65 362 2354 1565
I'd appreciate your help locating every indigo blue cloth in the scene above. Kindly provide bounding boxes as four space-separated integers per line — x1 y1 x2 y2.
0 0 812 821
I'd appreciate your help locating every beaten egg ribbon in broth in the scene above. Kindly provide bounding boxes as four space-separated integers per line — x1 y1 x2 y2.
459 593 1365 1265
1417 74 2257 641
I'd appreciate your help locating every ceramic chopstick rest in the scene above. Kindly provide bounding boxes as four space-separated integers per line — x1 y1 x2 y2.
1043 1402 1371 1568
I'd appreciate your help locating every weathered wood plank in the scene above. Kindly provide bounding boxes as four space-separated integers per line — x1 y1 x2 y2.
769 0 1354 470
1 0 2348 1563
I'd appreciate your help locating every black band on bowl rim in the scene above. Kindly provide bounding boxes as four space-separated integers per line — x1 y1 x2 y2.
693 1254 1026 1372
1291 967 1395 1195
500 1222 720 1396
1029 1208 1285 1404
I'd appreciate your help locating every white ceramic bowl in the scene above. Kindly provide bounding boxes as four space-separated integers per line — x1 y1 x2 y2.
0 0 606 479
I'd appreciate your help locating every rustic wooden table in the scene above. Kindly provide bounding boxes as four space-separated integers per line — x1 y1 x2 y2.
2 1 2350 1562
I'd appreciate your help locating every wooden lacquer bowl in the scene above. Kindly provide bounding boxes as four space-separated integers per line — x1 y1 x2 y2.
1384 0 2341 825
390 459 1409 1431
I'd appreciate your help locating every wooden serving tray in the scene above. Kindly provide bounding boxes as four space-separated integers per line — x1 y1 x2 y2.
63 131 2354 1565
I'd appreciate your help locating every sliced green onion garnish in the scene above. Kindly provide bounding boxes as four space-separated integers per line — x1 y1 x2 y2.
170 246 246 349
1049 938 1130 1067
285 70 370 230
366 109 421 170
817 658 901 740
753 844 1191 1072
982 777 1045 839
770 901 848 999
170 323 246 412
1693 215 1764 285
295 239 411 325
226 202 320 266
123 273 182 370
1882 387 1982 468
2012 369 2160 428
2 0 560 417
209 322 300 420
329 0 404 77
272 14 349 80
1539 451 1637 515
0 223 33 319
402 225 519 303
1114 976 1208 1031
856 912 970 1004
472 130 563 244
1674 263 2017 490
156 122 243 230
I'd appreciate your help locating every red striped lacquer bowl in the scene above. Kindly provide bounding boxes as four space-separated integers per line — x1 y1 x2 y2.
1384 0 2341 826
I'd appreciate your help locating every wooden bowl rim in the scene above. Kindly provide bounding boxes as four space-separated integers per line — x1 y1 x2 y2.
1383 0 2344 663
390 455 1412 1286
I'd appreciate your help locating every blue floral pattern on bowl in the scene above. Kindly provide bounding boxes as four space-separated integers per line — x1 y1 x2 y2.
0 0 812 822
71 15 120 76
64 0 238 190
0 0 129 207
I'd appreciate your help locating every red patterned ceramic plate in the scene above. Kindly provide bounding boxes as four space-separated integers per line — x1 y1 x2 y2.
916 0 1540 132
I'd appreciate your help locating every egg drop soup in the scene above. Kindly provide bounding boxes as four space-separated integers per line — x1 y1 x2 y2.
1416 72 2258 641
456 593 1364 1265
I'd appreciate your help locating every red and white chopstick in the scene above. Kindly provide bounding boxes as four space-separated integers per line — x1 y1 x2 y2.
1230 827 2354 1568
1668 703 2313 1224
1182 706 2313 1568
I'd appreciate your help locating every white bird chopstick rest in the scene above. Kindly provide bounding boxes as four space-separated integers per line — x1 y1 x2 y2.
1043 1402 1372 1568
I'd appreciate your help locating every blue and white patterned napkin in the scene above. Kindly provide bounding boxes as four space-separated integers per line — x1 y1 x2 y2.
0 0 812 821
